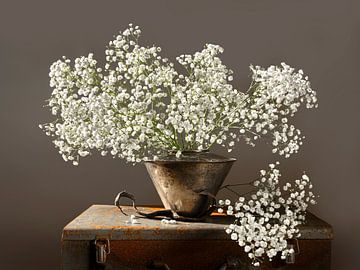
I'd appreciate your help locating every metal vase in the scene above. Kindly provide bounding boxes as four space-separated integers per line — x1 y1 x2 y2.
144 151 236 218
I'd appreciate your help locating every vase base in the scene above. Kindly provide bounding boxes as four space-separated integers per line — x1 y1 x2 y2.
114 190 216 222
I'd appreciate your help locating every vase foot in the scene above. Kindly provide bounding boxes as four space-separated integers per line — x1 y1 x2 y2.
114 190 215 222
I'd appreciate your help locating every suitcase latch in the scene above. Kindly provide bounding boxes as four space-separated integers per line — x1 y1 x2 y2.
95 238 111 264
286 240 300 264
286 244 296 264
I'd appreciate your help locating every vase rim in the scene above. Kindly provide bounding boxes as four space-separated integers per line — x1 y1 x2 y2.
144 159 237 164
144 150 237 163
177 149 210 154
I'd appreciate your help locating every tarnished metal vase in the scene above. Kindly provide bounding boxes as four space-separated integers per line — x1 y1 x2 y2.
144 151 236 218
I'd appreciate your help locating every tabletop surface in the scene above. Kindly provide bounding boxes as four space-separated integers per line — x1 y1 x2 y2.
62 205 333 241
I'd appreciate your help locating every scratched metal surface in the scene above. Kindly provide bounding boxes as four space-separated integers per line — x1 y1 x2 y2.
62 205 333 241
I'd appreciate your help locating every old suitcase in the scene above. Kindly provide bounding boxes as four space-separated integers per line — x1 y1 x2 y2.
62 205 333 270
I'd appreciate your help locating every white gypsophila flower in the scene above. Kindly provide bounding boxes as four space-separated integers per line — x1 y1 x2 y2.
41 24 178 164
165 44 245 151
218 162 316 266
40 24 318 165
236 63 318 158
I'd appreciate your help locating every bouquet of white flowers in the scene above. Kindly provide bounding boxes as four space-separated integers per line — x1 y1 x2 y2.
40 24 319 267
40 24 317 165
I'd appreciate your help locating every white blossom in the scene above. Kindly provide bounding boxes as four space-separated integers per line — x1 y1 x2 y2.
40 24 318 165
219 162 316 266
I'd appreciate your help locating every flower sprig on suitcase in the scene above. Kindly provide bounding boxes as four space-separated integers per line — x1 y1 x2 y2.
39 23 317 165
218 162 317 267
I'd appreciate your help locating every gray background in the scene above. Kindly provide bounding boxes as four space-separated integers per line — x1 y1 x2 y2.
0 0 359 269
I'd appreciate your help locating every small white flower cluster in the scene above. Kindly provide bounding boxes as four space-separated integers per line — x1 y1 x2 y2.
160 218 177 225
238 63 318 157
40 24 318 165
125 214 140 224
218 162 316 266
41 24 178 164
165 44 244 151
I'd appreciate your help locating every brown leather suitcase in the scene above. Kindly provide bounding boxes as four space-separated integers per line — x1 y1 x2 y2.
62 205 333 270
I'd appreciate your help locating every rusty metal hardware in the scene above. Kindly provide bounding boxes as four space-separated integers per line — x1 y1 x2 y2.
114 191 137 216
95 238 110 264
114 190 175 218
286 240 300 264
286 244 296 264
218 256 244 269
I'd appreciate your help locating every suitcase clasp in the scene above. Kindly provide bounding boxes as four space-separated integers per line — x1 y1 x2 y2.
95 238 111 264
286 244 296 264
286 240 300 264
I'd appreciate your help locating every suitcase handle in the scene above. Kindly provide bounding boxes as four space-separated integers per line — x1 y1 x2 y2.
146 257 245 270
217 256 245 270
147 259 171 270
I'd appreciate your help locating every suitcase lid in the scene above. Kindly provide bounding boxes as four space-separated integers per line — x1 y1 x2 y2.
62 205 333 241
